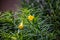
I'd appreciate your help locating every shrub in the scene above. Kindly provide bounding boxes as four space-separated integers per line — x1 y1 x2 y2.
0 0 60 40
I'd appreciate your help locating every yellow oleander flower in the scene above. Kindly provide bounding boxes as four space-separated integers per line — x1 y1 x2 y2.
18 21 24 30
28 15 34 21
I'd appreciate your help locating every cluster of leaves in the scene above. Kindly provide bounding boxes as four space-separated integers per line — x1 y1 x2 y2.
0 0 60 40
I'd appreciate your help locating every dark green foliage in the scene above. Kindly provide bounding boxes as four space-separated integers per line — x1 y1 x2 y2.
0 0 60 40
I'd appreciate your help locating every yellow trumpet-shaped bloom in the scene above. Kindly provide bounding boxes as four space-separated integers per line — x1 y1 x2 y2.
18 21 24 30
28 15 34 21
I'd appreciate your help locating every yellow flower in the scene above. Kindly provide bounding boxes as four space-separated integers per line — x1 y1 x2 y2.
28 15 34 21
18 21 24 30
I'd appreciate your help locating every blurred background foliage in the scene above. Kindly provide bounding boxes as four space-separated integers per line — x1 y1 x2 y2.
0 0 60 40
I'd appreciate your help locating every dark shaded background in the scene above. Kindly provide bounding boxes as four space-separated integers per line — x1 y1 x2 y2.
0 0 21 11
